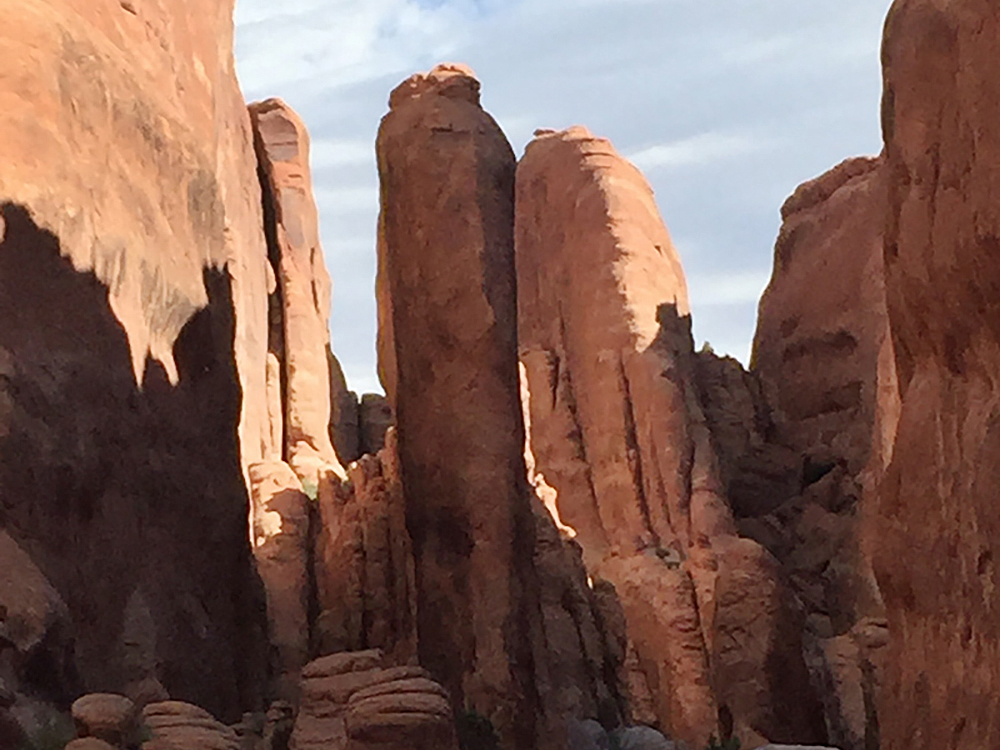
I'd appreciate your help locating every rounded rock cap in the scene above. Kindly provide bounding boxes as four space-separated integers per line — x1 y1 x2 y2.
389 63 481 109
65 739 119 750
72 693 137 743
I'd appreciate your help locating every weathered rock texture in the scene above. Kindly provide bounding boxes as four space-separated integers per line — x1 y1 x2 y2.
376 64 547 748
872 1 1000 748
290 650 448 750
0 0 270 720
738 156 893 750
142 700 240 750
248 461 311 699
329 349 362 465
517 127 825 748
314 430 417 665
250 98 342 484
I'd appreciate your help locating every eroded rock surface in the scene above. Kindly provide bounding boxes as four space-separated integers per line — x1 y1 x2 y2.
0 0 274 720
724 156 894 750
250 99 342 484
248 461 311 699
289 650 446 750
314 430 417 665
376 64 544 747
142 700 240 750
517 126 825 748
872 2 1000 748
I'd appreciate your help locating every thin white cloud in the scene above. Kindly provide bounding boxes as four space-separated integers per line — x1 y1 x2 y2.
687 270 771 307
234 0 892 391
310 139 375 169
629 133 767 171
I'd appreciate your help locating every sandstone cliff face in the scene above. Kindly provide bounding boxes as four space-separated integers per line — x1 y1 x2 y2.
0 0 269 720
517 127 825 748
874 1 1000 748
375 64 547 749
250 98 342 484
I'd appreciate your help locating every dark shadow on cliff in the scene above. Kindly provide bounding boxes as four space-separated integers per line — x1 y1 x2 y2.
0 203 267 720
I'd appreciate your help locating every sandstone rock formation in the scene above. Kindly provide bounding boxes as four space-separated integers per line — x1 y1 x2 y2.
72 693 136 746
314 430 417 665
327 350 394 467
248 461 312 698
142 700 240 750
345 672 458 750
517 126 825 748
718 156 894 750
329 349 362 465
250 98 342 484
872 1 1000 748
376 64 545 747
289 650 448 750
0 0 270 720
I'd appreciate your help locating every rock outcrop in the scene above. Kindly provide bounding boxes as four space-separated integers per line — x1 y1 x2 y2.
142 700 240 750
0 0 270 720
250 98 342 484
723 156 893 750
375 63 545 748
72 693 137 746
248 461 312 699
517 126 825 748
872 1 1000 748
314 430 417 665
289 650 448 750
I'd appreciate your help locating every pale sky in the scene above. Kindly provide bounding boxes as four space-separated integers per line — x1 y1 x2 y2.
234 0 892 395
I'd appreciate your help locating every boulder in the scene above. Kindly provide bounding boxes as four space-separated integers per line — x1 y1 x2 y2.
609 726 676 750
66 740 118 750
72 693 136 746
345 674 457 750
142 701 239 750
290 650 439 750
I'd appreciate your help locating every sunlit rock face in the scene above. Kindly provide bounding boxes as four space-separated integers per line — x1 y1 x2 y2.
516 126 826 749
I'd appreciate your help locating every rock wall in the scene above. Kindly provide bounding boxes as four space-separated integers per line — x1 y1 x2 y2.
874 1 1000 748
516 126 825 748
0 0 270 721
730 157 893 749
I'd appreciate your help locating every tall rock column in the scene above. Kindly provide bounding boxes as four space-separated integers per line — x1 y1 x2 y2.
376 64 544 749
250 99 343 484
517 127 825 748
875 1 1000 748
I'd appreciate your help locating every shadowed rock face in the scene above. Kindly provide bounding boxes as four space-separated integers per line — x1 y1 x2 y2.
0 205 267 720
0 0 271 720
741 157 892 750
516 127 826 749
874 1 1000 748
376 64 545 749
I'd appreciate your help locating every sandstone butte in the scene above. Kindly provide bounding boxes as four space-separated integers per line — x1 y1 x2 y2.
0 1 997 750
